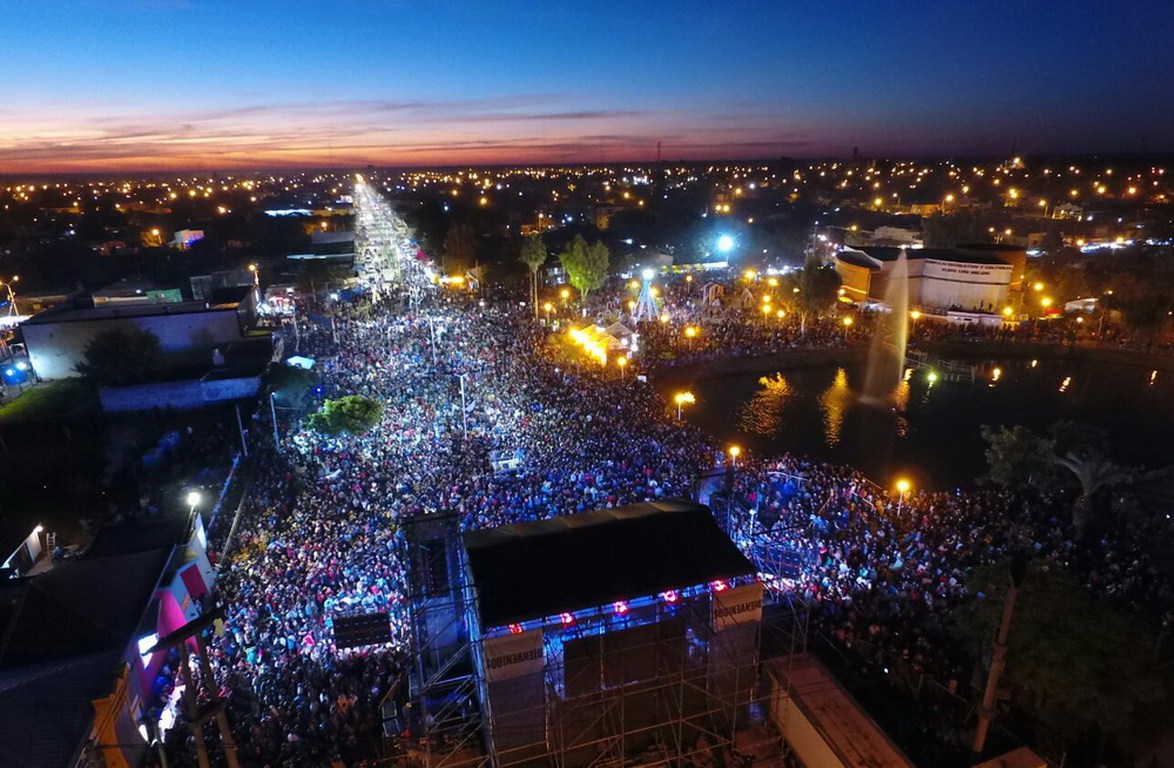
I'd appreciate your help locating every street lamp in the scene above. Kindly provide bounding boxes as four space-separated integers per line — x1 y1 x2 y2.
248 263 259 287
910 310 921 334
186 491 202 530
560 287 570 305
728 444 741 467
617 355 628 380
674 391 695 420
0 275 19 317
543 301 554 323
895 479 911 515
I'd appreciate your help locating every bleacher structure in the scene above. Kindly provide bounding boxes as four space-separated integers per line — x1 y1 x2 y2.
398 501 764 768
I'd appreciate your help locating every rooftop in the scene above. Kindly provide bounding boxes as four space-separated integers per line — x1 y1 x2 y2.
767 654 915 768
860 246 1011 266
22 286 251 325
464 501 754 628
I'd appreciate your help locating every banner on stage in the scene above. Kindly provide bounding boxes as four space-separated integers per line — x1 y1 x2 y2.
712 582 763 632
483 629 543 683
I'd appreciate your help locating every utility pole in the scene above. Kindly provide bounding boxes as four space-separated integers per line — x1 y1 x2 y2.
269 392 280 447
972 553 1030 758
234 404 249 457
428 316 438 366
456 372 469 440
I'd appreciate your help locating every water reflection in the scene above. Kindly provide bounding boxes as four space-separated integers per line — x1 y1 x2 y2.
892 376 911 437
678 357 1174 490
739 373 794 434
819 368 852 446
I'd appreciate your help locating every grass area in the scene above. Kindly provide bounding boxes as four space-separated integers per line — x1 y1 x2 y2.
0 379 102 424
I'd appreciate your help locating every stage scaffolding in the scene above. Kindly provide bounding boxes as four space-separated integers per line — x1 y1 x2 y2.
400 503 768 768
473 582 763 768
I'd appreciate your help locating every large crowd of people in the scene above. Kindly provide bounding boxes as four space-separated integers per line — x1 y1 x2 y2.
160 281 1171 766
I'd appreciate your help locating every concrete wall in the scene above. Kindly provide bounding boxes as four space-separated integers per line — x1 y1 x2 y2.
98 373 260 412
919 258 1011 309
24 310 247 380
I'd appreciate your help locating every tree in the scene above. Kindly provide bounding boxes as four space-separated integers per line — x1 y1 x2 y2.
982 421 1133 535
1116 293 1171 342
306 395 384 436
785 255 842 334
980 424 1057 489
955 559 1166 751
442 223 477 274
559 234 609 304
295 263 348 295
920 209 991 248
74 326 163 386
1053 452 1132 536
518 234 547 317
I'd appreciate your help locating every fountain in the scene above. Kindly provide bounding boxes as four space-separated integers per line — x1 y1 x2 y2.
861 248 909 405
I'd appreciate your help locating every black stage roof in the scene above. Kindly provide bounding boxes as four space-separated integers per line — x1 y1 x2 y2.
463 501 754 629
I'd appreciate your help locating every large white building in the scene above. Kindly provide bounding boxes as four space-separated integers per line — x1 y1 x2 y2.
834 246 1026 312
21 286 262 380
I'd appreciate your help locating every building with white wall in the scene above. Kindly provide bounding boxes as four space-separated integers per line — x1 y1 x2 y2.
834 246 1020 312
21 287 260 380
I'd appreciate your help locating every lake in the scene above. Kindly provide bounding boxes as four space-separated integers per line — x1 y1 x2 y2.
663 356 1174 490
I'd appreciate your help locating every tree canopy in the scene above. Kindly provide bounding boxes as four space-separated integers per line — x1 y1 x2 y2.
955 558 1167 750
306 394 384 436
558 234 609 303
981 421 1131 534
785 255 842 333
442 222 477 274
74 326 163 386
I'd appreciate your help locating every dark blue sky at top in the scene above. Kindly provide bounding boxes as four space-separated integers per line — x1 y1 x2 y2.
1 0 1172 169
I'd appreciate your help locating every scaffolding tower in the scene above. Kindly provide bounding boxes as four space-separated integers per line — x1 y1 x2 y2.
400 511 486 768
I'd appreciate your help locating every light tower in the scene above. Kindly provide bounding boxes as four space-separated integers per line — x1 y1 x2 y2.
631 268 661 323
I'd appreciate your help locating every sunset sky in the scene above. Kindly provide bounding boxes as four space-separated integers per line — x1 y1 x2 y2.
2 0 1172 172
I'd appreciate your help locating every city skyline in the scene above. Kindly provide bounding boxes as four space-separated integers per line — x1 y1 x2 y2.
2 0 1173 172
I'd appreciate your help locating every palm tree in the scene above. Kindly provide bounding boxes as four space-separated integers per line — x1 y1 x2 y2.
518 234 546 317
1052 451 1132 536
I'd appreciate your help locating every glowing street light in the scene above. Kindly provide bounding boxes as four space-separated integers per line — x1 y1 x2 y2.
617 355 628 380
0 275 19 317
543 301 554 322
684 325 698 339
894 479 911 514
674 391 696 420
716 234 735 253
842 316 854 327
909 309 921 334
728 444 742 467
248 263 259 287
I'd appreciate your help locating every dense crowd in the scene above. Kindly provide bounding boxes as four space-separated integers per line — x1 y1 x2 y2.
159 284 1170 766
